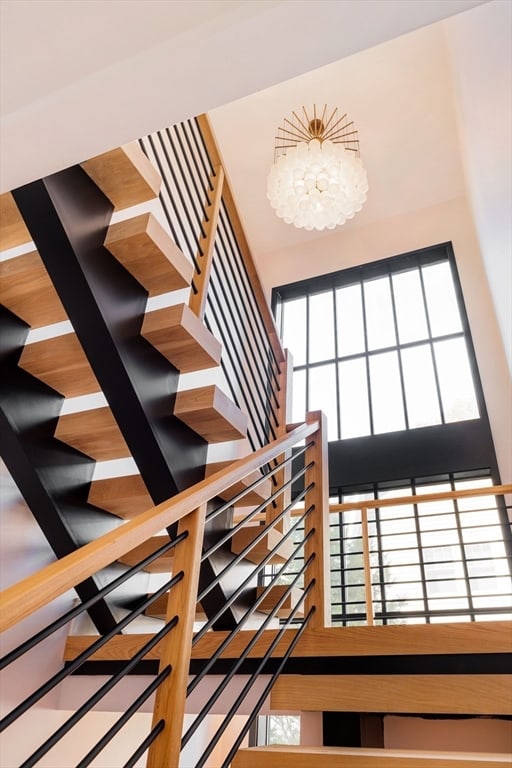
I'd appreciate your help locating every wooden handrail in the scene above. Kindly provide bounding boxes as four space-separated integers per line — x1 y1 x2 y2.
196 113 286 365
188 165 224 320
330 484 512 512
0 419 318 633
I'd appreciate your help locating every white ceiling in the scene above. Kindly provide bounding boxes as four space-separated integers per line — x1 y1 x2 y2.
209 21 467 258
0 0 486 194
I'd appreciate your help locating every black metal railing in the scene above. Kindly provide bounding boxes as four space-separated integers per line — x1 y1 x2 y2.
179 450 318 767
139 116 286 452
1 417 326 767
0 530 186 767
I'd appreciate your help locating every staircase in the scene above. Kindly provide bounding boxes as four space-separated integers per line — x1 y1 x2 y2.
1 124 511 768
0 140 257 630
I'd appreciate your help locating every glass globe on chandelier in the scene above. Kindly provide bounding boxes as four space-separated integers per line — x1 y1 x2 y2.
267 105 368 231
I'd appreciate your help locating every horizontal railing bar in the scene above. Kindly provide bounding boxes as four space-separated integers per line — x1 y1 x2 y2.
0 420 317 633
194 584 315 768
0 576 182 731
197 485 313 608
220 605 315 768
77 667 170 768
329 485 512 513
0 531 187 670
182 556 313 748
201 463 313 561
123 719 165 768
189 510 312 694
195 508 314 642
20 622 178 768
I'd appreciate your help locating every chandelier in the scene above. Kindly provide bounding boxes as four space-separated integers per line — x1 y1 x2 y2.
267 105 368 231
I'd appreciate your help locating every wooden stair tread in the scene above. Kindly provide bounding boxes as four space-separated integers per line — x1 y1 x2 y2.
174 385 247 443
81 142 161 211
145 593 207 621
118 535 174 572
205 461 271 505
142 303 221 373
256 585 304 618
231 526 293 566
104 212 193 296
88 474 153 519
0 192 31 251
19 332 100 397
0 249 67 327
55 406 130 461
232 745 512 768
270 674 512 716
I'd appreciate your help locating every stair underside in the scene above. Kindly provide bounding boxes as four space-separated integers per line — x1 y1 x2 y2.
142 303 222 373
270 674 512 716
88 474 153 518
0 192 31 250
175 384 247 443
55 406 130 461
145 592 207 621
81 143 161 211
19 332 100 397
118 535 174 573
104 212 193 296
256 585 304 618
0 249 67 327
232 745 512 768
205 462 271 505
231 526 293 565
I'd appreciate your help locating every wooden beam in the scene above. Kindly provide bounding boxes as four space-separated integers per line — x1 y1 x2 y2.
0 249 67 328
174 384 247 442
147 505 206 768
63 621 512 662
232 745 512 768
188 166 224 320
270 674 512 715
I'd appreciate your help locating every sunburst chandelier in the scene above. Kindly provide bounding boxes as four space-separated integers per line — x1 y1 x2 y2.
267 105 368 231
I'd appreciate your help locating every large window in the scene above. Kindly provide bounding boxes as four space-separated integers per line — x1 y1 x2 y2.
274 245 480 441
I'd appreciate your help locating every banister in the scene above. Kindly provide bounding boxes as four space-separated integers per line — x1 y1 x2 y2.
0 419 318 633
196 113 286 365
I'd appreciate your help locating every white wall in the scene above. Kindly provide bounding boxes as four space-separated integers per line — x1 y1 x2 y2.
445 0 512 376
258 195 512 484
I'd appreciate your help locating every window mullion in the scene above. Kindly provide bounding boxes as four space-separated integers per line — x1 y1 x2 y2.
411 478 430 623
388 272 409 430
360 281 374 435
418 264 446 424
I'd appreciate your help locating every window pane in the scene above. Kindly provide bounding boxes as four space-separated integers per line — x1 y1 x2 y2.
339 358 370 438
434 338 479 422
292 368 306 423
401 344 441 428
364 277 396 350
392 269 429 343
309 363 338 440
422 261 462 337
309 290 335 363
282 297 306 365
369 351 406 433
337 283 365 356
